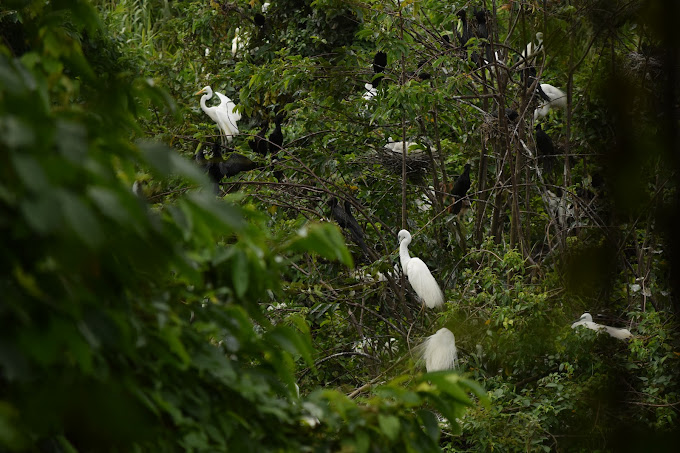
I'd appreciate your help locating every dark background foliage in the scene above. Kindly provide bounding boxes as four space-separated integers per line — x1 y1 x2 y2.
1 0 679 451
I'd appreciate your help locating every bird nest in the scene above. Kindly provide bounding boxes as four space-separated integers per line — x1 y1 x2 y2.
624 52 663 81
371 148 432 176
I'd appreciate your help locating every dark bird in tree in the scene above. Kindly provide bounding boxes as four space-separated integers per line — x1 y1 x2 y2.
372 51 387 86
456 10 471 49
254 13 265 27
328 198 371 258
196 144 261 192
220 152 260 177
410 60 431 81
474 10 488 40
473 9 494 64
268 114 284 153
505 108 519 121
195 145 225 192
249 123 269 156
450 163 472 215
535 124 556 173
490 107 519 122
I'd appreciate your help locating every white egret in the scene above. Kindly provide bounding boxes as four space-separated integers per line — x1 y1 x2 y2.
571 313 633 340
231 27 249 57
533 83 566 120
398 229 445 309
419 327 458 372
519 32 544 68
195 86 241 144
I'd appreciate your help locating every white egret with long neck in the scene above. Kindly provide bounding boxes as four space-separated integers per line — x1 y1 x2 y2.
195 86 241 145
571 312 632 340
397 229 444 308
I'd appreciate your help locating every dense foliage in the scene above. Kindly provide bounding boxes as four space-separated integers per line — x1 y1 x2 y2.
1 0 679 451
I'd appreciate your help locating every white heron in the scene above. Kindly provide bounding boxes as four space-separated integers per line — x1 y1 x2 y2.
571 312 633 340
195 86 241 145
533 83 567 120
397 229 445 309
418 327 458 372
519 32 544 68
231 27 249 57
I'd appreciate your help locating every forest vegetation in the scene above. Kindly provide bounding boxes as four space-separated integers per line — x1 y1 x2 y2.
1 0 680 451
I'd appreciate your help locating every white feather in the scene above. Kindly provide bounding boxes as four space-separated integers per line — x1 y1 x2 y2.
362 82 377 100
533 83 566 120
196 86 241 144
385 138 427 155
571 312 632 340
519 32 544 68
420 328 458 372
398 229 445 308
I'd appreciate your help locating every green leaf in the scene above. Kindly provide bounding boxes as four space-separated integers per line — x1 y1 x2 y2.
266 325 314 367
288 222 353 267
57 189 103 248
417 409 440 443
231 248 249 298
139 140 206 184
377 414 400 441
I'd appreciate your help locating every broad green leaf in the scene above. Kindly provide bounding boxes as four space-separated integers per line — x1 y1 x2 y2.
288 222 353 267
377 414 400 441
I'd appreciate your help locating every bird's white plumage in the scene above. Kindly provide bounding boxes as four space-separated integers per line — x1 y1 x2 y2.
519 32 544 68
533 83 566 120
231 27 249 57
214 91 241 137
385 138 427 155
571 312 633 340
398 229 444 308
363 82 377 100
196 86 241 144
420 328 458 372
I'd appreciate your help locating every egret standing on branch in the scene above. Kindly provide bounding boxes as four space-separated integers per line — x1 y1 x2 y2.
195 86 241 145
398 229 445 309
418 327 458 372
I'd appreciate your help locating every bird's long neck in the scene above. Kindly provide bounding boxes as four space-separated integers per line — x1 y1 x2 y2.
399 239 411 270
200 90 212 113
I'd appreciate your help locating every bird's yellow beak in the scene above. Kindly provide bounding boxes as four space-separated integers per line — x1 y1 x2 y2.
194 88 206 95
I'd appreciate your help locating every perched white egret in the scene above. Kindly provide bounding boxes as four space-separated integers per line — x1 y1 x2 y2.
231 27 249 57
519 32 544 68
195 86 241 144
533 83 566 120
398 229 445 309
418 327 458 372
571 312 633 340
